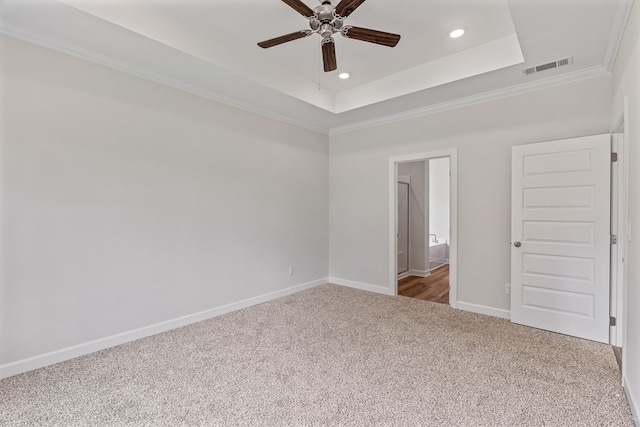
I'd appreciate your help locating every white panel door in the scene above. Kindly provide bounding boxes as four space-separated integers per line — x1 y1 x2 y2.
511 134 611 343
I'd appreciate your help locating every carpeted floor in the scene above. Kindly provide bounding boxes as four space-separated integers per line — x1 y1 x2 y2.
0 284 634 426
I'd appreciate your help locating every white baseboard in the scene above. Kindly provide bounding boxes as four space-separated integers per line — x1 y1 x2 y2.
456 300 511 320
329 277 394 296
409 269 430 277
330 278 511 321
624 376 640 426
396 270 429 280
0 277 328 380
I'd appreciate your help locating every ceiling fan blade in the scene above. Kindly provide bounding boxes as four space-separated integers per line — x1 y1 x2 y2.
335 0 367 18
258 30 311 48
281 0 315 17
342 26 401 47
322 39 337 72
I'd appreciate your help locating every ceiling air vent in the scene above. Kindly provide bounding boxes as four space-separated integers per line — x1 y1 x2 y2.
522 56 573 77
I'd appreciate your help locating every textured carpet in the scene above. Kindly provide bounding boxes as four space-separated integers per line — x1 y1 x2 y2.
0 285 633 426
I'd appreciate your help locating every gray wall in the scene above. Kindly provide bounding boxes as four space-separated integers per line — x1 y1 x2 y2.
329 75 612 311
612 0 640 421
0 37 329 366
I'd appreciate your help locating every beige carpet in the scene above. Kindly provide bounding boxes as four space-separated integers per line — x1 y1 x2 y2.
0 284 633 426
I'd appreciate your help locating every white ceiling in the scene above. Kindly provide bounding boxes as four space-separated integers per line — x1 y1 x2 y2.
0 0 633 133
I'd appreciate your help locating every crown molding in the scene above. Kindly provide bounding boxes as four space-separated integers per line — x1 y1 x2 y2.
0 25 329 136
603 0 635 72
329 0 637 138
328 65 611 136
2 0 633 139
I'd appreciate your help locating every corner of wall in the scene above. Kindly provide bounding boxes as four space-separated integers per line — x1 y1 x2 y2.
329 277 394 296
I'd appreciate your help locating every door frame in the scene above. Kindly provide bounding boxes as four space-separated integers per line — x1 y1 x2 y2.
396 179 411 278
388 149 458 306
611 97 629 357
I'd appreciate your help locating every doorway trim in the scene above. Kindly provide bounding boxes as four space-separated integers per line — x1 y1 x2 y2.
388 148 458 307
396 179 411 279
611 97 628 363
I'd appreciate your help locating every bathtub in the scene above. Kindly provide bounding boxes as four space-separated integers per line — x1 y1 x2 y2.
429 240 448 270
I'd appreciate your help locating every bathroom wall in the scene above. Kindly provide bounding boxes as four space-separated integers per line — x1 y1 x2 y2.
429 157 450 244
397 161 428 275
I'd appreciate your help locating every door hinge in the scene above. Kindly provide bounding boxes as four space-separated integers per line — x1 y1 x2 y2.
612 152 618 162
610 316 617 326
611 235 618 245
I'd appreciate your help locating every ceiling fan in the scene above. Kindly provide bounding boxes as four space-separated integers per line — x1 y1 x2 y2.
258 0 401 72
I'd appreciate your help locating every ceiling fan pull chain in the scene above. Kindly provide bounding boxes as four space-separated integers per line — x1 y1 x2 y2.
317 42 322 91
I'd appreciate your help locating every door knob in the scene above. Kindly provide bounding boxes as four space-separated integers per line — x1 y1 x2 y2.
514 241 521 247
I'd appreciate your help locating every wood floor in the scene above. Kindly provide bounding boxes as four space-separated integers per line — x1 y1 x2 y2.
398 264 449 304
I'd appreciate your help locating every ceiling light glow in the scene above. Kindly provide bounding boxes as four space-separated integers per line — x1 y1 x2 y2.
449 28 465 38
339 72 350 79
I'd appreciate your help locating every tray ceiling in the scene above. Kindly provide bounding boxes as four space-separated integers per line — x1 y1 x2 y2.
0 0 632 133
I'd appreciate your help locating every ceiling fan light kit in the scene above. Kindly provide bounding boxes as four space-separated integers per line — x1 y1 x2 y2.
258 0 401 72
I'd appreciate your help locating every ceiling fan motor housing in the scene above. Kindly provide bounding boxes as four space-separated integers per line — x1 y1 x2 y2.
309 1 343 39
316 3 333 22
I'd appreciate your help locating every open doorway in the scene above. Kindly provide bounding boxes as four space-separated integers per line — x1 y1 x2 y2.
389 149 458 308
396 158 450 303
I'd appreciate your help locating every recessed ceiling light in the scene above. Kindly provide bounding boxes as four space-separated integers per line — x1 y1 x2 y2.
339 72 350 79
449 28 465 38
